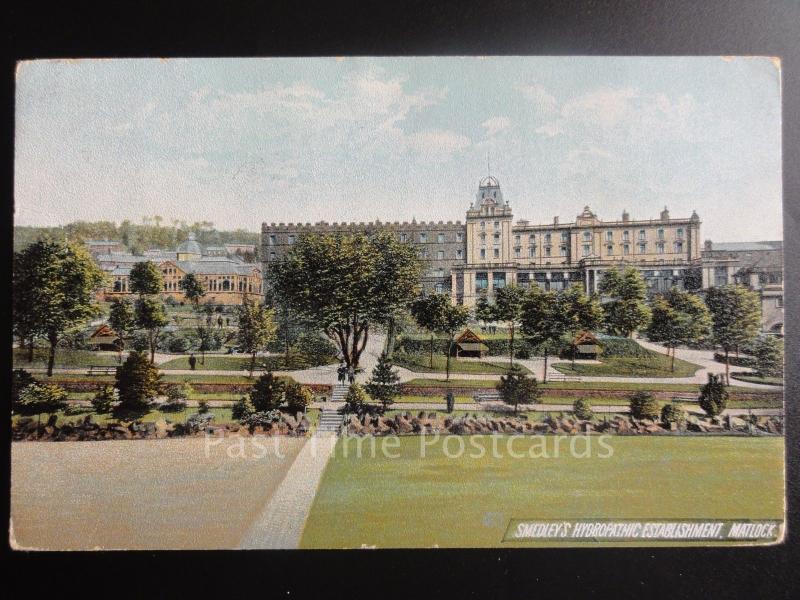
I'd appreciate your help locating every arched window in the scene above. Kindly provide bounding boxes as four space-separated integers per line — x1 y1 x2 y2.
222 279 230 291
113 280 122 292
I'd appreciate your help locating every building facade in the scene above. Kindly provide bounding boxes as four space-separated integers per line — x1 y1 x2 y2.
96 233 263 305
261 176 703 306
701 240 784 334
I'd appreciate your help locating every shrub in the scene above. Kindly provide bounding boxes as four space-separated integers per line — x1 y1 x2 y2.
16 382 68 418
249 372 286 412
244 409 282 430
699 374 728 417
573 398 593 420
232 396 255 421
92 385 118 414
12 369 37 407
514 347 530 360
114 351 161 415
130 331 151 352
660 402 686 426
285 381 314 413
629 391 659 420
165 382 190 402
344 383 369 411
166 335 191 353
752 336 783 377
198 399 210 414
158 382 189 411
291 333 338 364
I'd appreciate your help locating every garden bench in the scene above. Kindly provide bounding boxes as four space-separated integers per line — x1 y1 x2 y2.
87 365 117 375
474 392 502 403
547 373 581 383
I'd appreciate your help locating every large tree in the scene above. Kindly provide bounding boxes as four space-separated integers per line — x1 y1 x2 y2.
705 285 761 385
559 285 604 364
440 301 470 380
411 293 450 368
598 266 651 337
12 240 106 376
270 231 422 370
646 288 712 371
519 286 565 383
179 272 206 307
129 260 164 296
492 284 526 366
108 298 136 363
236 298 278 377
135 296 168 364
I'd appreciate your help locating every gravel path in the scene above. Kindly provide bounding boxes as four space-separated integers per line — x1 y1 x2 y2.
238 432 338 549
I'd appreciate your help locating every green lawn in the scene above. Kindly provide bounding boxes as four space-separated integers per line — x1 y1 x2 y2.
159 354 335 372
730 373 784 386
551 351 702 378
402 378 710 392
393 353 527 375
301 436 784 548
13 348 122 369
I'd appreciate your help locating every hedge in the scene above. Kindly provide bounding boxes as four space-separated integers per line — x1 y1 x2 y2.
396 334 649 359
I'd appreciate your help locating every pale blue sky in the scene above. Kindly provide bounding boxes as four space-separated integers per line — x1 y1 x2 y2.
15 57 782 241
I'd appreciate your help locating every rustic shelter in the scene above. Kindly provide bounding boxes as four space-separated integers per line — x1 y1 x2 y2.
454 328 488 358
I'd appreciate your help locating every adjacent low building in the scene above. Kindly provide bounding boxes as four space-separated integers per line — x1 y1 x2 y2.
96 233 263 305
701 240 784 334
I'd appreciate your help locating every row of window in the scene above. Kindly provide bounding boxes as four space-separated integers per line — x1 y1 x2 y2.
507 227 685 246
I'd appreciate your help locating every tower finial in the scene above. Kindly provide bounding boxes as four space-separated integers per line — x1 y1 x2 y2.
487 151 491 177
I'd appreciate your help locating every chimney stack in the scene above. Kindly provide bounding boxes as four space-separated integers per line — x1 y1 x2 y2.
622 209 630 223
554 216 559 225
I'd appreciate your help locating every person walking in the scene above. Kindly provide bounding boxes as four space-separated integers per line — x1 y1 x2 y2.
347 366 355 385
337 363 346 385
188 353 197 371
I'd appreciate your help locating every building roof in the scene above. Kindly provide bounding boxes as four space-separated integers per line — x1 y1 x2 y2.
176 232 202 255
174 260 260 276
709 241 782 252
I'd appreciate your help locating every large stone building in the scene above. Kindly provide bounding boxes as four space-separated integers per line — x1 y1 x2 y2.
262 175 703 306
701 240 784 334
95 233 263 305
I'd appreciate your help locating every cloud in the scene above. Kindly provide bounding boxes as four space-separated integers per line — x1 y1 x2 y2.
516 84 557 114
406 129 471 163
481 116 511 137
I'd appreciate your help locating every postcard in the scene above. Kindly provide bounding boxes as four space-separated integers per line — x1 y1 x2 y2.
11 57 784 549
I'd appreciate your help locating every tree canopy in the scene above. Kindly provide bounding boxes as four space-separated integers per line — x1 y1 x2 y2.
492 284 526 365
12 239 106 375
270 230 422 370
598 267 651 337
646 288 712 371
236 298 278 376
705 285 761 384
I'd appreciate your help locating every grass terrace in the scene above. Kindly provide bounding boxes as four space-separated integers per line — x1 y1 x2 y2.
551 350 702 378
730 373 784 387
158 354 336 372
393 353 527 375
13 348 122 369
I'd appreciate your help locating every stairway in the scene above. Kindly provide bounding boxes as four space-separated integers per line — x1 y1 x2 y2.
317 407 344 434
330 384 349 403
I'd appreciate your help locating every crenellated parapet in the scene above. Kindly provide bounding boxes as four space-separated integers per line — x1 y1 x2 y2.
262 220 463 232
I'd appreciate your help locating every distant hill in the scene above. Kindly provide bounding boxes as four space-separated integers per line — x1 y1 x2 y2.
13 219 260 254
